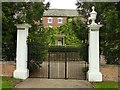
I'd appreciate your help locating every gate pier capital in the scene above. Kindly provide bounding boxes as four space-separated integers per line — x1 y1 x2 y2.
87 6 102 82
13 23 31 79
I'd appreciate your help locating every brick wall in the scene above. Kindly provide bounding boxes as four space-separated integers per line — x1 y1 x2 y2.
0 61 16 77
42 16 67 28
100 65 118 81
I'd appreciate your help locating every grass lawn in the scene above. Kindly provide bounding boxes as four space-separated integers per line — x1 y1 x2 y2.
0 76 22 90
92 81 119 90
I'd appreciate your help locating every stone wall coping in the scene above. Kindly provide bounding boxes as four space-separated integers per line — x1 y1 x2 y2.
100 65 118 68
0 61 15 64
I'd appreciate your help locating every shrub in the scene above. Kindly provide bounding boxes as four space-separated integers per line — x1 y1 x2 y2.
78 44 88 63
27 26 49 72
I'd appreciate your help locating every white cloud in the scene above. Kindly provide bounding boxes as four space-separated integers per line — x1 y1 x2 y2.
44 0 77 9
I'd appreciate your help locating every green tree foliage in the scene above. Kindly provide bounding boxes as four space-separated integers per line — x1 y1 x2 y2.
2 2 50 71
72 17 88 44
27 25 49 72
2 2 17 60
0 4 1 59
76 1 120 64
100 3 120 64
71 17 88 62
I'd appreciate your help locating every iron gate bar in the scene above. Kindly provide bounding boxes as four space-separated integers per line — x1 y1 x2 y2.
48 50 50 79
65 47 67 79
85 61 87 80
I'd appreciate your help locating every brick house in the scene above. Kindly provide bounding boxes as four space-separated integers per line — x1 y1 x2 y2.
42 9 79 28
42 9 79 46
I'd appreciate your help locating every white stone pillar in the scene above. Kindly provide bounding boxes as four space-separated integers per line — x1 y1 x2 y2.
13 23 31 79
87 6 102 82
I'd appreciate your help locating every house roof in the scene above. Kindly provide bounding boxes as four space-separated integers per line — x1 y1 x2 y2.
43 9 79 17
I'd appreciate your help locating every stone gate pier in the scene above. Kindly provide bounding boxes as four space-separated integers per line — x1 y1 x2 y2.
87 6 102 82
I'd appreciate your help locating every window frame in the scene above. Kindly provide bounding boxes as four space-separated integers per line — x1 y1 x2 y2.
57 17 63 24
48 17 53 23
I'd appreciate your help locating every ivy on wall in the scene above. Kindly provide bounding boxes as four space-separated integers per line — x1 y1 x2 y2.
45 22 81 46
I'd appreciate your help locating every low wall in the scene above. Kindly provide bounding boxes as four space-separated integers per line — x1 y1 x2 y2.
0 61 16 77
100 65 118 81
0 61 118 82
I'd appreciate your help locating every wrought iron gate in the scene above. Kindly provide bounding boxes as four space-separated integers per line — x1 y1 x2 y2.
29 46 88 80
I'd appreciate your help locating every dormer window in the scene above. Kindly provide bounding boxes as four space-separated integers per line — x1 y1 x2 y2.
58 18 63 24
48 17 53 23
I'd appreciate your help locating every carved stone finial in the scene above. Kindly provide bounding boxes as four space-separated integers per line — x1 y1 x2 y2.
92 6 95 11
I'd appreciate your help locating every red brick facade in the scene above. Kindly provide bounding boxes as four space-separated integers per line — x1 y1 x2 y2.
0 61 15 77
42 16 67 28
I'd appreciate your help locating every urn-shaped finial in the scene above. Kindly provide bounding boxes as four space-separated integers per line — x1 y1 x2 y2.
89 6 97 25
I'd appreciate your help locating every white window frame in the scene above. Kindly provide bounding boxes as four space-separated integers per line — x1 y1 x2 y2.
58 18 63 24
48 17 53 23
48 25 53 28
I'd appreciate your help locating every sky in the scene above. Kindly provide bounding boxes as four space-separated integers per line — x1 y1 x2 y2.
44 0 77 9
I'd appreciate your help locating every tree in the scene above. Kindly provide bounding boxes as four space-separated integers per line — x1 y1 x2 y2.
27 25 50 71
99 2 120 64
75 1 120 64
2 2 17 60
71 17 88 62
2 2 50 71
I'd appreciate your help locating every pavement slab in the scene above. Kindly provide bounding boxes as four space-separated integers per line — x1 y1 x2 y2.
14 78 95 89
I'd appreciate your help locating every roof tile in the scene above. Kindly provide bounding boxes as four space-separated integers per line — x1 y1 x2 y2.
43 9 79 16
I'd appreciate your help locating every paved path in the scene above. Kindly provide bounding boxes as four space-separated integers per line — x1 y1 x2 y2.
15 78 95 89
